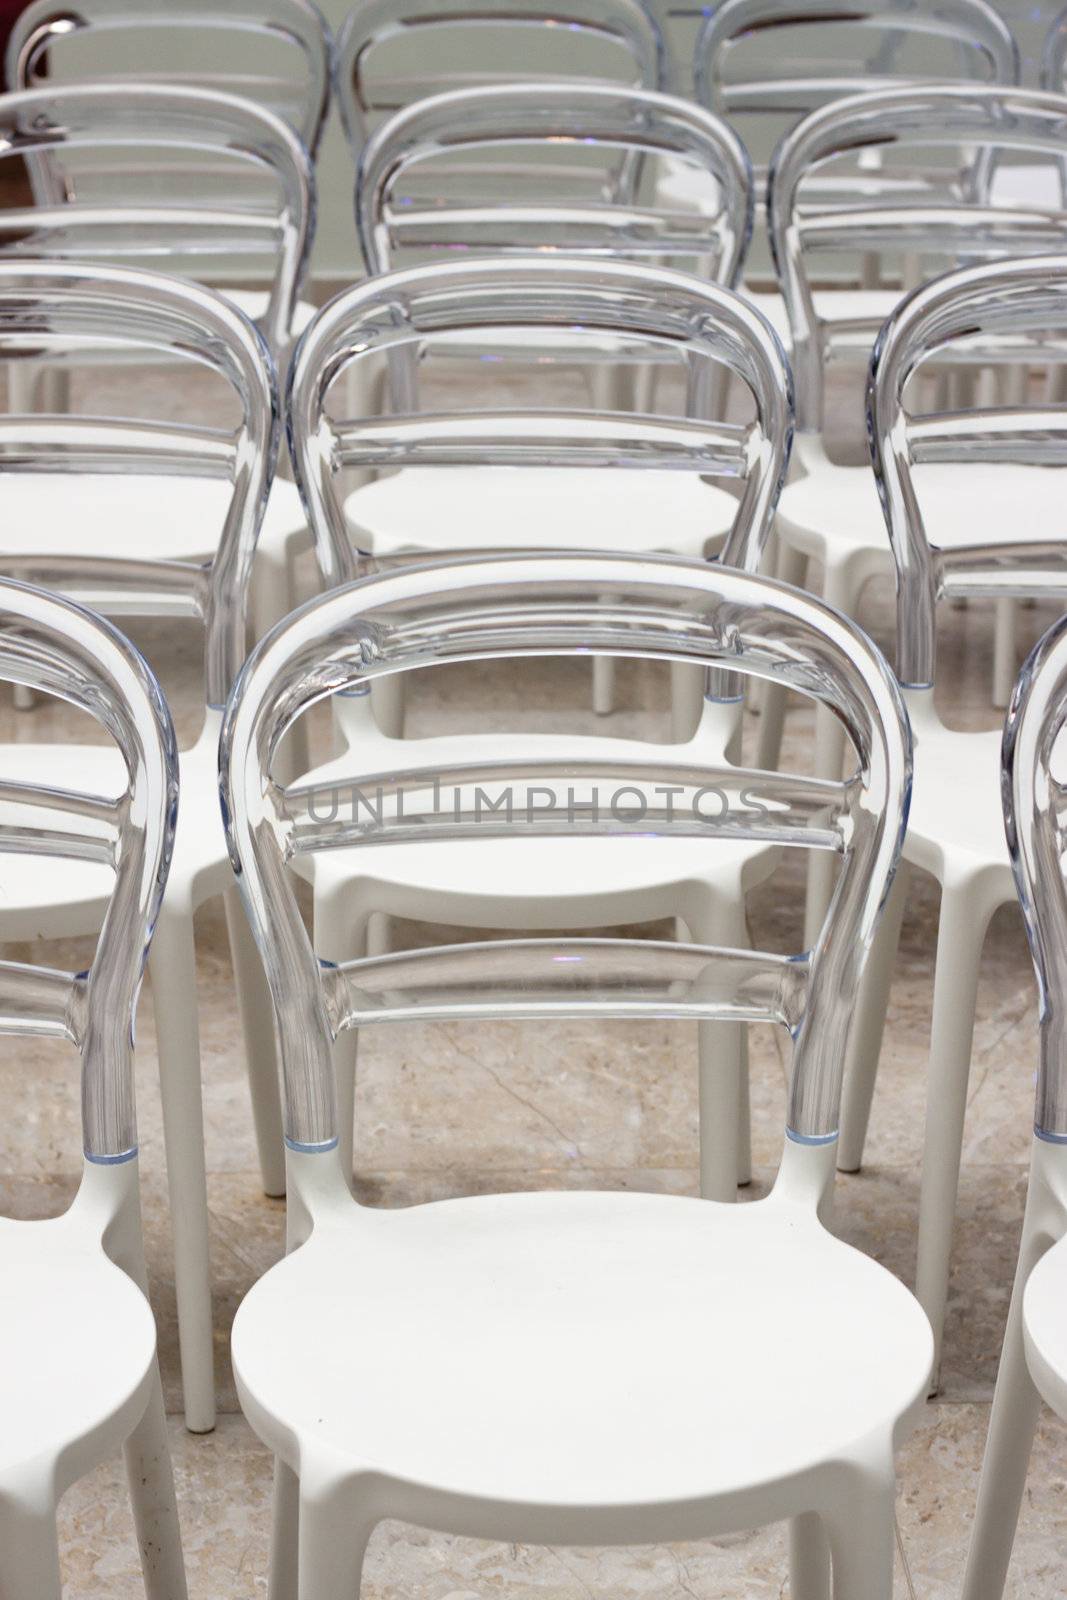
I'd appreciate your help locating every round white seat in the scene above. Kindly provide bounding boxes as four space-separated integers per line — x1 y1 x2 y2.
1023 1229 1067 1420
233 1187 932 1541
226 287 318 339
0 1216 155 1483
904 721 1014 885
346 467 737 561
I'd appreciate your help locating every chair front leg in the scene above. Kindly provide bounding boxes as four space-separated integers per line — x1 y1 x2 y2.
0 1481 61 1600
124 1364 189 1600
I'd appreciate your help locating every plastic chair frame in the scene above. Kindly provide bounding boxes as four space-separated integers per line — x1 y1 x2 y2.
6 0 333 157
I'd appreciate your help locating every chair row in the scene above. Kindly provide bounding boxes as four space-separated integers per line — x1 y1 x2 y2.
3 521 1066 1599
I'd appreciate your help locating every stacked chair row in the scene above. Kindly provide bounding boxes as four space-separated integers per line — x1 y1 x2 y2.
2 0 1067 1597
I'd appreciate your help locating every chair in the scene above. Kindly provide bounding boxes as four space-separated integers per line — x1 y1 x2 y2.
334 0 666 160
288 252 791 1198
0 82 312 637
664 0 1017 324
7 0 332 157
0 260 287 1433
766 84 1067 826
838 253 1067 1389
7 0 329 359
0 578 185 1600
221 549 930 1600
961 611 1067 1600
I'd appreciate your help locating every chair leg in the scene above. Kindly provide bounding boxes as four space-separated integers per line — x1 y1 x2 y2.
297 1470 375 1600
314 889 370 1189
224 886 286 1198
916 878 995 1392
372 675 406 738
592 655 615 717
124 1365 189 1600
825 1466 896 1600
0 1486 61 1600
790 1511 831 1600
251 548 296 642
756 539 809 773
689 897 746 1202
149 903 216 1433
992 599 1017 710
837 862 910 1173
269 1458 301 1600
670 661 706 743
960 1190 1053 1600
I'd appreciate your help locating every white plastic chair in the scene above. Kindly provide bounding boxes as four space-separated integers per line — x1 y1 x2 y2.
0 578 185 1600
0 260 288 1434
961 611 1067 1600
664 0 1017 334
334 0 666 160
6 0 330 349
765 83 1067 802
288 252 792 1198
0 82 312 636
220 549 930 1600
835 253 1067 1389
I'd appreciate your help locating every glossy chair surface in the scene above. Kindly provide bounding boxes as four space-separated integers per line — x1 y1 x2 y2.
334 0 666 156
0 81 314 364
961 611 1067 1600
837 254 1067 1391
6 0 332 155
0 580 184 1600
221 551 929 1599
0 260 288 1433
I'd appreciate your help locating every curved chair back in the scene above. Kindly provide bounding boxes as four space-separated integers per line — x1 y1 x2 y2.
0 261 278 709
1042 5 1067 93
355 82 752 283
0 83 313 363
0 581 177 1161
1003 613 1067 1144
868 253 1067 691
6 0 332 156
220 553 910 1154
770 86 1067 432
691 0 1016 158
335 0 666 155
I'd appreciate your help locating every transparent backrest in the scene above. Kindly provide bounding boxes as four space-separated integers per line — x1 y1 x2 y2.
0 83 313 360
867 253 1067 690
769 86 1067 431
690 0 1016 160
6 0 332 155
0 261 278 708
1042 6 1067 93
0 579 177 1161
355 82 752 283
220 553 910 1152
287 253 792 595
334 0 665 156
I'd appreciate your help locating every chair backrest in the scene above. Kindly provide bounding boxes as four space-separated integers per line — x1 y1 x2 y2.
0 580 177 1163
6 0 332 156
334 0 666 155
1004 612 1067 1145
287 254 792 594
221 553 910 1155
355 82 753 283
867 253 1067 691
0 260 278 709
1042 5 1067 93
770 85 1067 433
691 0 1017 157
0 83 313 362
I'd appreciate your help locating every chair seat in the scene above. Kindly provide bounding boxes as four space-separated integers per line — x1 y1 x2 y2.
0 727 225 938
226 288 318 340
0 1214 155 1483
777 459 1065 569
233 1187 932 1539
1024 1228 1067 1421
0 472 305 565
902 719 1014 885
346 467 737 561
298 720 775 925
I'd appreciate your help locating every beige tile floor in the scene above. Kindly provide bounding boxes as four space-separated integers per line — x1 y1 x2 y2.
2 364 1066 1596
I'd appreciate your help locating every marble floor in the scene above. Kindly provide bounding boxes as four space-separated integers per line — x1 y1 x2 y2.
1 362 1066 1596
